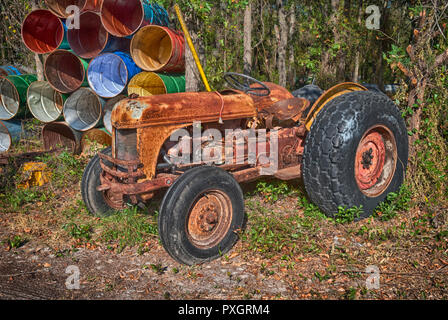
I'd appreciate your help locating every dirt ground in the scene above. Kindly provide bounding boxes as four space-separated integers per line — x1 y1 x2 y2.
0 137 447 300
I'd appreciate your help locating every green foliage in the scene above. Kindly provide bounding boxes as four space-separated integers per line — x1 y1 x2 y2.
374 185 412 221
62 222 92 242
254 180 293 203
334 206 363 224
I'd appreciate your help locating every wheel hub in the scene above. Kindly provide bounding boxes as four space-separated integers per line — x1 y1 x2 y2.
187 190 233 249
355 126 397 197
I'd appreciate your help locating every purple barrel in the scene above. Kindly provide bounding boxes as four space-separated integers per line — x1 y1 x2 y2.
87 52 141 98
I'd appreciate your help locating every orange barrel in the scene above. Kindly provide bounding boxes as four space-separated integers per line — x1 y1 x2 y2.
81 127 112 153
44 50 89 94
21 9 66 54
42 121 83 154
127 72 185 97
27 81 67 123
130 25 185 73
100 0 144 37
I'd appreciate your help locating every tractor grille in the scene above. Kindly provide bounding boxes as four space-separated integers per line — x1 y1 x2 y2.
114 128 138 161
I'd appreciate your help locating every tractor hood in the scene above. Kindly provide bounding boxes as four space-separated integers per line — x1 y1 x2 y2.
111 82 293 129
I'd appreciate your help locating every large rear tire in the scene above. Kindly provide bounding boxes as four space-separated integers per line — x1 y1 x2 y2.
302 90 408 219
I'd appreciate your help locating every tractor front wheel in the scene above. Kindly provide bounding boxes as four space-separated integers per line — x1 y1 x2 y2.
158 166 245 265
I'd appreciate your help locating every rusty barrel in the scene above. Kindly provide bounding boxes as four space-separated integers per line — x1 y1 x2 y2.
0 66 21 77
81 127 112 153
67 11 130 59
0 75 38 120
100 0 169 38
103 94 127 134
130 25 185 73
21 9 67 54
42 121 83 154
128 72 185 97
63 88 105 132
27 81 67 123
87 52 141 98
44 50 89 94
0 120 22 153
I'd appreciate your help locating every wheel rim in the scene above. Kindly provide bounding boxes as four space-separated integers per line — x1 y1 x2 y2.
355 125 397 197
186 189 233 249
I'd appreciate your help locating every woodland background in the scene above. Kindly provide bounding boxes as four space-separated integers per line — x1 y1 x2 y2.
1 0 447 207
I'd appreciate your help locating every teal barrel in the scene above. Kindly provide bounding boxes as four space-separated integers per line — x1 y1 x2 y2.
0 66 21 77
0 74 38 120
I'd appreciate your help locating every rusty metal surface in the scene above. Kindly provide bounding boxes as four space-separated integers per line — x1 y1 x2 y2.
186 190 233 249
259 97 309 128
112 91 256 129
45 0 87 18
42 121 83 155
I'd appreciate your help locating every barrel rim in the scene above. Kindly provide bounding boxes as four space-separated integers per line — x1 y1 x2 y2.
0 120 12 152
44 0 89 18
0 76 21 120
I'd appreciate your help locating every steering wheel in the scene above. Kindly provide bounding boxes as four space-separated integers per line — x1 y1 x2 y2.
223 72 271 97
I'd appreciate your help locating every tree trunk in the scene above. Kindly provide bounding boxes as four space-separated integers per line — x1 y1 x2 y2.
288 3 296 88
185 15 203 92
352 4 363 82
243 2 252 75
32 1 44 81
277 1 287 87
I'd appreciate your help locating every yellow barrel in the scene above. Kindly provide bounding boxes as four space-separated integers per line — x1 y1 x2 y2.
127 72 185 97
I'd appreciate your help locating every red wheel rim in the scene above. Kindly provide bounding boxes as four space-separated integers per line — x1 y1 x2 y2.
355 125 397 197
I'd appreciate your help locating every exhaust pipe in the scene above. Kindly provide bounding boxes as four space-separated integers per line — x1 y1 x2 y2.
67 11 130 59
63 88 105 132
100 0 169 38
87 52 141 98
27 81 66 123
0 120 22 153
21 9 66 54
44 50 89 94
0 66 21 77
42 121 83 154
128 72 185 96
0 75 38 120
103 94 127 134
130 25 185 73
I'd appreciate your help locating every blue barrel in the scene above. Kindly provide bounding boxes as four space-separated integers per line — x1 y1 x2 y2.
0 120 22 152
59 20 71 50
87 52 142 98
0 66 21 77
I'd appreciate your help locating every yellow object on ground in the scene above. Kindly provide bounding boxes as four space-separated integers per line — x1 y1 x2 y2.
17 162 51 189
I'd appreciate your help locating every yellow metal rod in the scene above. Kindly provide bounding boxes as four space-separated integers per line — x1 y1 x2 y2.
174 4 212 92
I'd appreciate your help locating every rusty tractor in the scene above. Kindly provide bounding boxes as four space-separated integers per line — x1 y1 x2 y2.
81 73 408 265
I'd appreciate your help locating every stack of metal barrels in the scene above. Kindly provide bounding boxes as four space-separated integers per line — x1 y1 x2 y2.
0 0 186 154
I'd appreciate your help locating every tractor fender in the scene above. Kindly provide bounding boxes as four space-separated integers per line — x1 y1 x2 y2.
304 82 367 131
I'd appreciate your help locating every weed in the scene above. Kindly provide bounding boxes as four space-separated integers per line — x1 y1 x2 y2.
374 185 412 221
62 223 92 241
334 206 363 224
254 180 293 203
150 263 167 275
3 235 27 249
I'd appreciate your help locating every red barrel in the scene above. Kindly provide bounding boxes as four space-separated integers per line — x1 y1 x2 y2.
130 26 185 73
100 0 144 37
67 11 108 59
21 9 65 54
45 0 88 18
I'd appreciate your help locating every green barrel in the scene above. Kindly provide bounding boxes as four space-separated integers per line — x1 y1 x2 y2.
0 74 38 120
158 73 186 93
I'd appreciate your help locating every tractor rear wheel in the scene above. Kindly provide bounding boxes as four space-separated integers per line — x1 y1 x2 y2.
302 90 408 219
158 166 245 265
